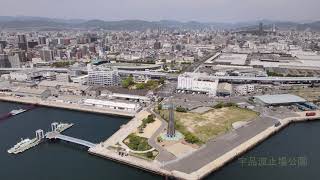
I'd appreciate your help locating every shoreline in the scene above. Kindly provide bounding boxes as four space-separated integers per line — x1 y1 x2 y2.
0 96 135 118
89 110 320 180
2 96 318 179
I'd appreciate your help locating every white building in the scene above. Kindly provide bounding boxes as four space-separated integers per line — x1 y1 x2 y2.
83 99 141 113
234 84 255 95
10 70 42 82
56 73 71 82
12 87 51 99
72 75 88 85
177 72 219 96
88 69 120 86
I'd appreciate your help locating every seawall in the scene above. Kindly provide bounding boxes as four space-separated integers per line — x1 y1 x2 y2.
0 96 135 118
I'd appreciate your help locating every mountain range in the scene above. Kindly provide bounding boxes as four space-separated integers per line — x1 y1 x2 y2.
0 16 319 31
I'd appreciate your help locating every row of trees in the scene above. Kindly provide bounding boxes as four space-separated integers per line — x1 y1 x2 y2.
122 75 166 89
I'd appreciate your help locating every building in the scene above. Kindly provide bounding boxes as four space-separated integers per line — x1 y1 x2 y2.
38 80 90 96
10 70 42 82
177 72 219 96
39 49 54 61
234 84 255 95
108 93 151 104
12 87 51 99
217 83 232 96
0 54 10 68
56 73 71 82
0 44 3 53
28 41 39 48
8 54 21 68
83 99 141 113
72 75 88 85
18 34 27 44
88 69 120 86
253 94 306 106
154 41 162 50
18 34 28 51
39 36 47 45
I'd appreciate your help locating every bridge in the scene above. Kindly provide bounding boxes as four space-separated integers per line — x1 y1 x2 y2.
46 131 96 148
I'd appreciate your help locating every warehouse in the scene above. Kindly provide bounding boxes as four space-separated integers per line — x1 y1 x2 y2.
253 94 306 106
83 99 141 112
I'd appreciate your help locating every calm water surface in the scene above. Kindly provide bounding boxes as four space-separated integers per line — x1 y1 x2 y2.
1 101 319 180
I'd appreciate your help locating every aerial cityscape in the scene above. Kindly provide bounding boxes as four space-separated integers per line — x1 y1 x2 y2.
1 0 320 180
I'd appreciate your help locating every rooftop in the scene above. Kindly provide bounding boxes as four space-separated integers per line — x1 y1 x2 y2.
254 94 306 105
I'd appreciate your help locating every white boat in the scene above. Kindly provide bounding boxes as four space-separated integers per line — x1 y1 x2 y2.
7 138 31 153
10 109 27 116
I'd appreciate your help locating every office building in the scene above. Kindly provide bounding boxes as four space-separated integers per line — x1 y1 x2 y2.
0 54 10 68
8 54 21 68
88 69 120 86
39 36 47 45
18 34 28 51
39 49 54 61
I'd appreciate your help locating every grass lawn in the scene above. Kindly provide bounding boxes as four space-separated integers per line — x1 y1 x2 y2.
159 107 258 143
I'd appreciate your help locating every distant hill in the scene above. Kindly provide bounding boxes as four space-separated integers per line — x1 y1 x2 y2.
0 16 319 31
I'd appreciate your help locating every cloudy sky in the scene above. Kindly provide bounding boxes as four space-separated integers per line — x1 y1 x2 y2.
1 0 319 22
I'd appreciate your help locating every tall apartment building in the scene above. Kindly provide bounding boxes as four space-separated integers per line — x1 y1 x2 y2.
88 69 120 86
0 54 10 68
38 36 47 45
39 49 54 61
8 54 21 68
18 34 28 51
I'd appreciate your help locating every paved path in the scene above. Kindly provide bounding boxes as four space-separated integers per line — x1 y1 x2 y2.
102 109 149 147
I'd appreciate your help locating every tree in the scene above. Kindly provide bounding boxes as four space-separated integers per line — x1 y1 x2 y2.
122 76 134 88
146 151 153 158
159 77 166 84
184 132 201 144
157 104 162 111
176 106 187 112
136 83 145 89
147 114 155 123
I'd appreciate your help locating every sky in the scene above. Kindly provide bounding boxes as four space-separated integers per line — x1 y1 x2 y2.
0 0 319 22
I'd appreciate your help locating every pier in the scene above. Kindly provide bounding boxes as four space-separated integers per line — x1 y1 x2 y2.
8 122 96 154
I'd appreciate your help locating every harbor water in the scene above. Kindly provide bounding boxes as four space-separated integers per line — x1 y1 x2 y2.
0 101 160 180
1 101 319 180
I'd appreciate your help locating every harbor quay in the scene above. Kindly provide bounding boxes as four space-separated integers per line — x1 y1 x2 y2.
0 95 136 118
89 110 320 180
3 93 320 179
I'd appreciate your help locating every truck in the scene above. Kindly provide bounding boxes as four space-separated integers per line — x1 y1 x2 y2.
306 112 316 117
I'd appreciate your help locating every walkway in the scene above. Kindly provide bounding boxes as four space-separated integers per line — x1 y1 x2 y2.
46 132 96 148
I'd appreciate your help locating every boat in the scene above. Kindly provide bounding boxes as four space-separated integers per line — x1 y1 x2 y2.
10 109 27 116
7 138 32 154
